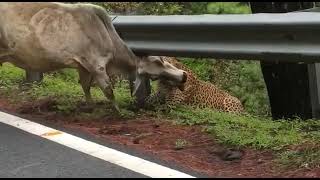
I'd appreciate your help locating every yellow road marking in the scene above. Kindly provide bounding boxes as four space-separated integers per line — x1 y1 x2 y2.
41 131 62 137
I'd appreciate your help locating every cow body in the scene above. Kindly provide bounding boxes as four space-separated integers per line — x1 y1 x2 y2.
0 2 187 112
0 2 132 72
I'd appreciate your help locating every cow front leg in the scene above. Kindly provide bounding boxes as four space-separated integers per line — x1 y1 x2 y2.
78 67 94 104
94 72 120 113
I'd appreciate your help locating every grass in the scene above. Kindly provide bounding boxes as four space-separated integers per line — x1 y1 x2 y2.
0 63 134 116
166 106 303 150
207 2 251 14
174 139 189 150
277 145 320 169
164 106 320 169
0 62 319 170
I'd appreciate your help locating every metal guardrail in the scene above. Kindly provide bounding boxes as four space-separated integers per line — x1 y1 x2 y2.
293 6 320 12
111 12 320 63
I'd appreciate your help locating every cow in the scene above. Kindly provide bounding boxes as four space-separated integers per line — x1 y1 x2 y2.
0 2 187 113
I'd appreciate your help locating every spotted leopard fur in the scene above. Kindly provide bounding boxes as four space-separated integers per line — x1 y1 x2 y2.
146 57 245 114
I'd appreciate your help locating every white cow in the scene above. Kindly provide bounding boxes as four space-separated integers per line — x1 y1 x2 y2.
0 2 187 112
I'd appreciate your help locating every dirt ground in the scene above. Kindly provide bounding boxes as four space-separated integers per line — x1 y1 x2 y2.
0 97 319 178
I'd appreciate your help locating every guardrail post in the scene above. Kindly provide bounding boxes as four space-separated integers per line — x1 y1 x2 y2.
25 71 43 83
250 2 320 120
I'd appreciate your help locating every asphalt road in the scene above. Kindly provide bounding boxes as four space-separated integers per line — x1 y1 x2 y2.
0 122 147 178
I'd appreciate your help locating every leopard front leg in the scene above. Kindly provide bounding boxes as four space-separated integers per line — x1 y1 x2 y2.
163 88 186 110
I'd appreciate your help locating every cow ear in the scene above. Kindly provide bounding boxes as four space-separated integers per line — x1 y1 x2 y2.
132 75 142 96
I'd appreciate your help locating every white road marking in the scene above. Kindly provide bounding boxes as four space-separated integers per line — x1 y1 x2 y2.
0 111 195 178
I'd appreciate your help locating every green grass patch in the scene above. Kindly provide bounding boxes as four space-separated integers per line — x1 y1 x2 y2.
166 106 304 150
163 105 320 169
277 143 320 169
178 57 214 82
0 63 134 115
0 63 25 88
207 2 251 14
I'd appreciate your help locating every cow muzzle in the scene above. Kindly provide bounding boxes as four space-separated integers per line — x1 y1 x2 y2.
177 72 187 91
160 71 187 91
181 72 187 83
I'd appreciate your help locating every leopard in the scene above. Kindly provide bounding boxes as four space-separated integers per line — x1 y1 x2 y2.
145 56 245 114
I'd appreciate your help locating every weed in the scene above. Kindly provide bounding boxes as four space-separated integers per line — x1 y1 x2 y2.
174 139 189 150
277 143 320 169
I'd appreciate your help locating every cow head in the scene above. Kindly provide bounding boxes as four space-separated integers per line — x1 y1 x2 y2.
132 56 187 96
